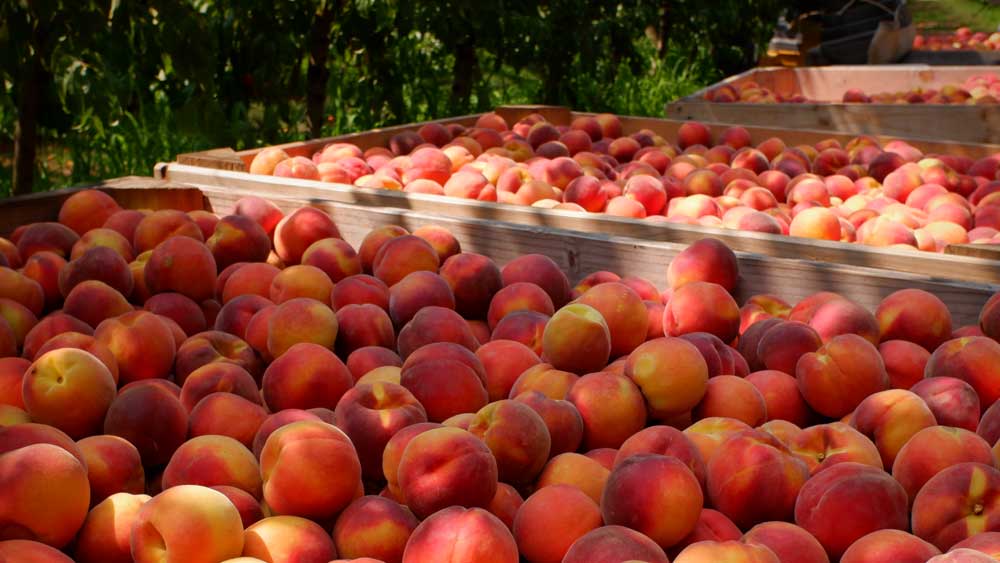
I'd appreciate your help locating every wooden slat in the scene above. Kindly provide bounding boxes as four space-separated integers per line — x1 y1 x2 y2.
2 179 995 325
158 162 1000 286
945 243 1000 260
668 66 1000 143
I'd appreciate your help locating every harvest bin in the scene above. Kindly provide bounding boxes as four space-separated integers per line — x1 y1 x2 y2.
665 65 1000 144
157 104 1000 286
5 176 995 327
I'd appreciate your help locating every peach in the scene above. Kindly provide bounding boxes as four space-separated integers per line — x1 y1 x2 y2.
178 363 258 414
535 453 608 505
61 281 132 328
745 370 811 426
130 485 244 563
259 341 351 411
59 246 133 298
77 435 144 505
387 270 455 327
0 405 27 426
927 548 998 562
0 267 44 317
911 377 981 431
664 281 740 343
16 222 80 260
794 462 909 560
21 251 66 310
249 147 291 175
879 339 930 389
380 421 443 499
668 238 739 292
796 334 889 418
0 442 89 548
401 506 517 563
475 339 540 401
562 524 669 563
336 303 395 355
396 305 479 358
260 420 362 519
161 435 261 500
669 509 742 558
358 225 409 274
334 381 427 481
131 210 202 254
373 235 440 288
574 282 648 358
266 297 338 358
397 426 498 518
742 521 830 563
205 215 270 270
614 424 705 485
840 529 941 563
926 336 1000 410
332 496 418 563
298 239 361 286
850 389 937 467
501 254 571 308
600 454 702 549
952 531 1000 558
564 175 608 212
694 375 766 425
74 492 150 563
569 371 647 449
221 263 279 303
487 282 554 330
399 356 487 422
674 540 780 563
513 389 583 456
213 294 272 339
789 207 841 241
439 252 502 319
876 289 953 351
70 227 134 262
892 425 996 503
21 348 116 439
0 422 85 466
788 422 883 475
241 516 338 563
913 462 1000 551
0 357 28 408
189 393 267 448
468 399 551 485
508 363 578 400
487 482 523 532
708 429 810 529
232 195 283 236
103 382 188 466
170 326 254 377
331 274 390 311
250 409 321 457
513 485 602 563
144 236 216 302
347 346 402 381
683 416 752 465
58 189 122 235
805 297 879 344
273 207 341 265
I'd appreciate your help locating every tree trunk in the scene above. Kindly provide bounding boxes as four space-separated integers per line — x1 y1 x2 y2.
449 36 478 113
306 4 337 139
659 0 672 58
12 54 44 196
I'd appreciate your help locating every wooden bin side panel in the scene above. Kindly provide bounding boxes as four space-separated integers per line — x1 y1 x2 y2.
196 184 997 326
0 177 207 237
1 180 995 325
159 162 1000 286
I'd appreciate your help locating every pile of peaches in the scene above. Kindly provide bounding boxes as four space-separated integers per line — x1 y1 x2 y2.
706 74 1000 105
2 189 1000 562
914 27 1000 51
252 111 1000 252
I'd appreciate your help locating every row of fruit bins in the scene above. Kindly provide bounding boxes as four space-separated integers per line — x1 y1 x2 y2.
667 66 1000 144
2 176 1000 562
158 105 1000 287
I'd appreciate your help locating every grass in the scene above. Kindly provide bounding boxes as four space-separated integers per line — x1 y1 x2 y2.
909 0 1000 33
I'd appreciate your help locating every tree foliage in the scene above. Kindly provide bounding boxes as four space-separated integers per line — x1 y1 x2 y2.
0 0 789 194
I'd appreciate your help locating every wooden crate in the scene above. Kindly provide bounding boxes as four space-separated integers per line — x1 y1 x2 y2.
158 105 1000 287
4 176 996 326
666 66 1000 143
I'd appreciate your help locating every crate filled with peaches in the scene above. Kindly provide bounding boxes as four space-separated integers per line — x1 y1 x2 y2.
0 175 998 562
160 105 1000 285
667 66 1000 144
